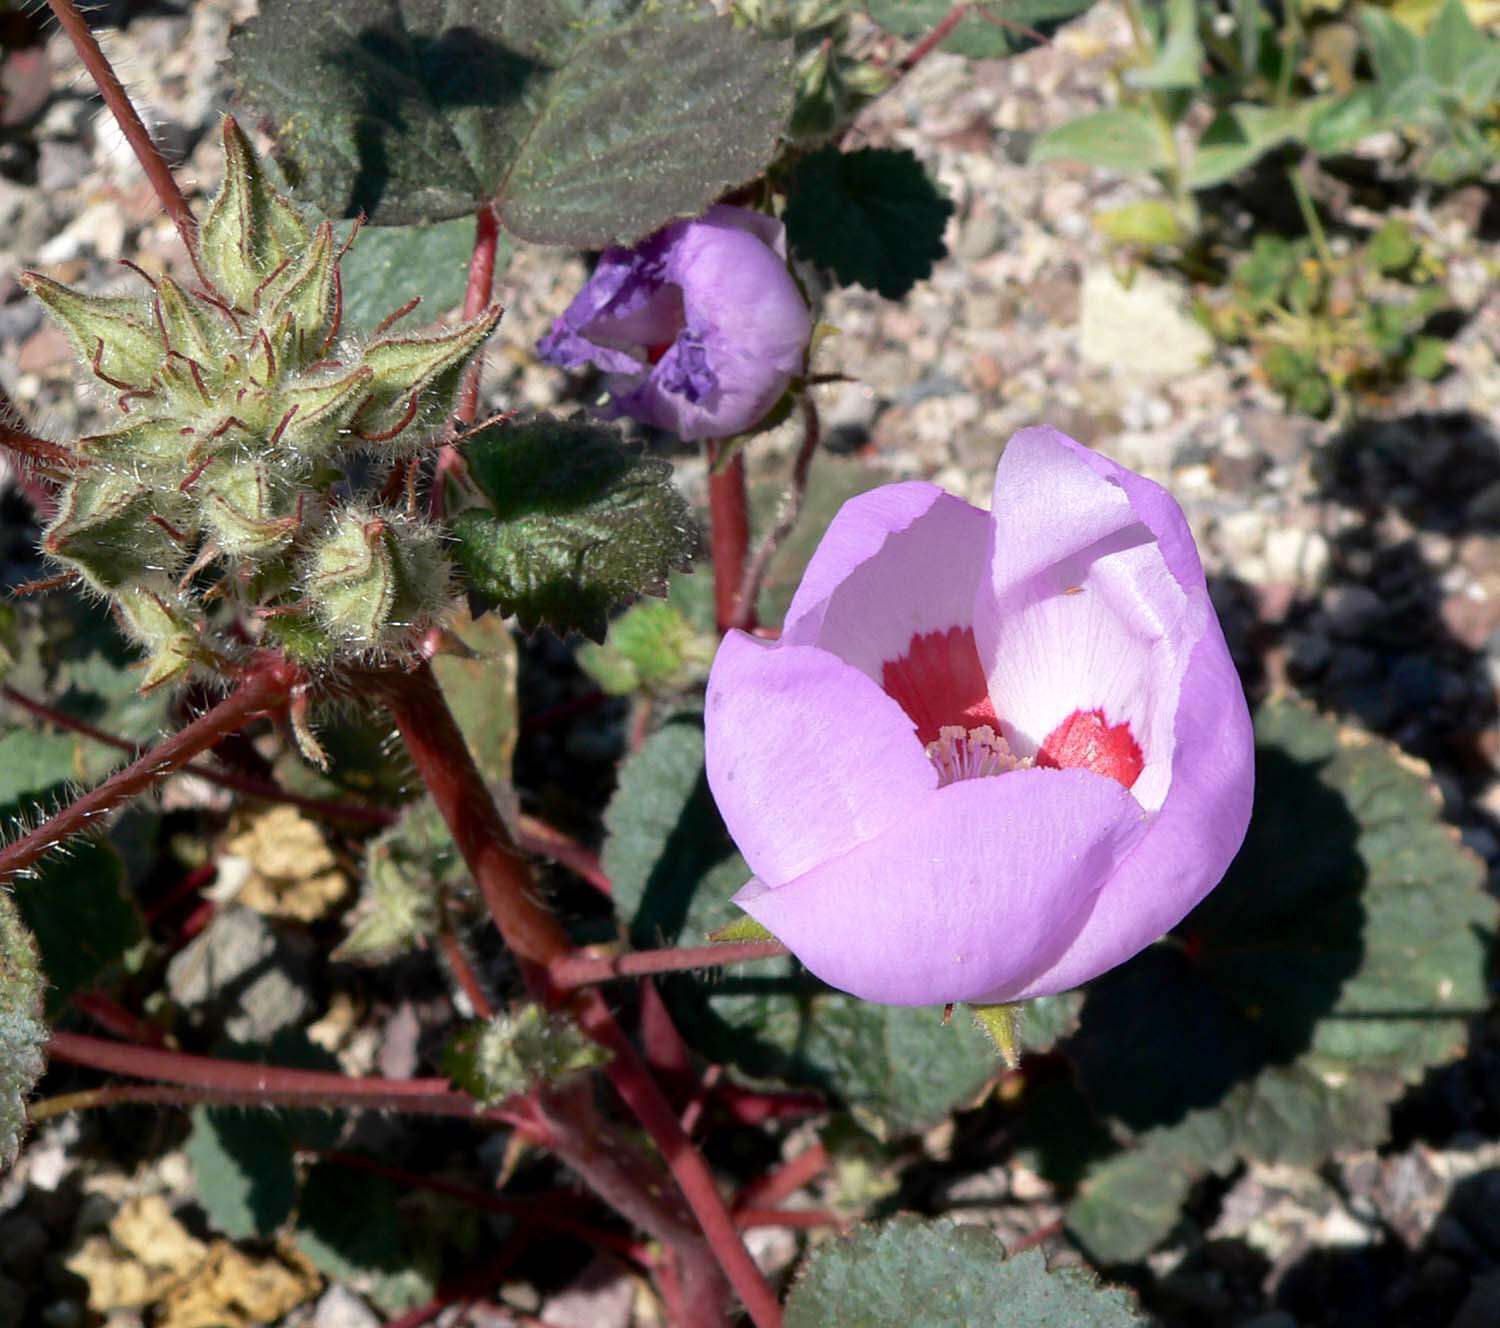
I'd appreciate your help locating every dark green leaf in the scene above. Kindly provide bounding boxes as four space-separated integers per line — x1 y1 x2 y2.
186 1106 298 1239
296 1161 403 1280
231 0 794 241
12 839 141 1011
784 145 953 300
605 716 1039 1136
1064 699 1496 1261
1030 108 1170 173
0 892 45 1171
785 1216 1145 1327
864 0 1096 58
337 217 494 333
450 414 696 640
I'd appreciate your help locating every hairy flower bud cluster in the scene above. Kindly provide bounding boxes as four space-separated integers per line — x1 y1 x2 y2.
22 117 498 688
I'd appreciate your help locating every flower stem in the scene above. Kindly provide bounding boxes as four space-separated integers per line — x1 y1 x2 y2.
550 940 789 990
0 656 300 886
42 1031 516 1120
431 201 502 518
735 1143 829 1213
707 442 754 634
378 661 781 1328
733 394 821 631
42 0 198 257
0 681 390 829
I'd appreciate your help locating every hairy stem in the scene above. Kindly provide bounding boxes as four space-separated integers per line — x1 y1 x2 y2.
42 1032 535 1123
707 442 754 634
551 940 789 990
432 201 503 518
43 0 198 257
380 662 782 1328
733 394 821 631
0 657 300 886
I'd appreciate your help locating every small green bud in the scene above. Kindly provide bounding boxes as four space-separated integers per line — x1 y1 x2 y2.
43 473 188 592
20 273 162 391
197 117 310 309
445 1005 610 1106
113 585 202 690
201 458 305 557
970 1003 1022 1069
303 507 452 650
351 307 500 445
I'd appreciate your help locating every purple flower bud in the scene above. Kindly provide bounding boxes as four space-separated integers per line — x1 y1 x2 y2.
538 206 812 442
704 427 1255 1006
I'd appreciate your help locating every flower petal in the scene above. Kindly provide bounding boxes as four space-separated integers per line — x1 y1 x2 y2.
985 628 1254 1002
781 484 993 683
735 768 1148 1005
975 428 1197 810
706 633 936 887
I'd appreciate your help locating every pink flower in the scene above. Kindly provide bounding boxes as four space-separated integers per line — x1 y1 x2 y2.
704 427 1254 1006
538 206 811 442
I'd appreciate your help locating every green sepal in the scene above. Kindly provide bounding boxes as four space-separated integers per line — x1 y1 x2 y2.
444 1005 610 1107
305 509 397 646
198 116 310 309
278 366 374 457
970 1003 1022 1069
351 307 500 444
113 585 203 690
259 220 340 362
77 416 194 467
154 275 225 367
707 915 777 944
20 272 163 391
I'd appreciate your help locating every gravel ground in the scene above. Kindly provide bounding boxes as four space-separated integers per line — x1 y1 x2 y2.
3 2 1500 1325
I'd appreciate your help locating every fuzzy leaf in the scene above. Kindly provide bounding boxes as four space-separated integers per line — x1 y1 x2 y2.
295 1162 403 1282
0 891 45 1172
352 307 500 441
604 716 1072 1135
785 1217 1145 1327
1063 698 1497 1261
784 145 953 300
338 217 491 333
335 800 454 964
18 274 162 391
576 599 712 697
230 0 794 241
450 415 695 640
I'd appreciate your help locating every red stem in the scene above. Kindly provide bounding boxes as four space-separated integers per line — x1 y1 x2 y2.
380 662 781 1328
733 396 820 632
735 1208 843 1232
735 1143 829 1213
438 924 495 1020
551 940 788 990
0 682 390 829
42 0 198 257
72 992 168 1048
0 657 299 886
431 201 502 518
707 443 754 634
44 1031 532 1121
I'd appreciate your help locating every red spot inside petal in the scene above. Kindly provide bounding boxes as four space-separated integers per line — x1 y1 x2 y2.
881 626 999 746
1038 709 1144 789
646 341 674 364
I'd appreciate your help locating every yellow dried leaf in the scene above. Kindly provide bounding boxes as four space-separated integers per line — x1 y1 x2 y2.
158 1241 321 1328
223 805 349 922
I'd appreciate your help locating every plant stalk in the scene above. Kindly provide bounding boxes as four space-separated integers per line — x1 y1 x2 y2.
43 0 198 257
707 442 754 634
551 940 789 989
0 656 300 886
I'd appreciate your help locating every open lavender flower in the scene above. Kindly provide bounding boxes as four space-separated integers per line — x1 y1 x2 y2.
537 205 811 442
704 427 1254 1006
